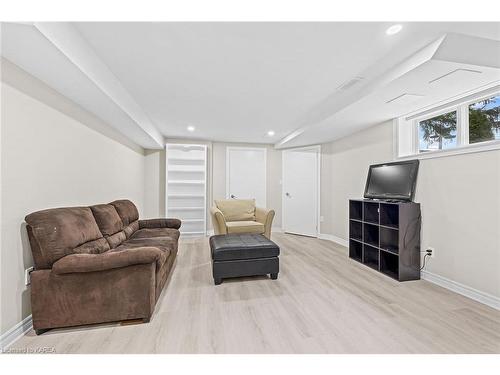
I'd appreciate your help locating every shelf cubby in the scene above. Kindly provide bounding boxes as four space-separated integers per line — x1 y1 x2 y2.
380 250 399 280
349 240 362 262
348 199 421 282
363 201 379 224
380 203 399 228
349 200 363 221
363 223 379 247
349 220 363 241
362 244 379 270
380 226 399 254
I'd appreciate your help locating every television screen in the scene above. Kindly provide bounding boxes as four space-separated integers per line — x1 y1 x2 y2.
364 160 419 201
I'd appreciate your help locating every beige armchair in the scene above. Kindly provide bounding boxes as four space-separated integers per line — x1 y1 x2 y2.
211 199 275 239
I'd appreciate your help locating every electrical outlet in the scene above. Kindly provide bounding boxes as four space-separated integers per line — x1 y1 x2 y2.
426 247 435 258
320 216 324 222
25 266 34 286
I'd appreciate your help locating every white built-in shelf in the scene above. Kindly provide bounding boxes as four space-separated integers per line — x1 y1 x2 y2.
168 180 205 185
168 165 205 172
166 143 207 236
168 157 205 162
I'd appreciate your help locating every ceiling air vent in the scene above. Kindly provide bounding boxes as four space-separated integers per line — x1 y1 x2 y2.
386 93 424 105
337 76 364 91
429 68 482 84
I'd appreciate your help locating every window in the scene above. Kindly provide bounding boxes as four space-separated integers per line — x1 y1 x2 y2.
418 110 457 152
397 88 500 158
468 96 500 144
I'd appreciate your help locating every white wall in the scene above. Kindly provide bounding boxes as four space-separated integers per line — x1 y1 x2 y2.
320 122 394 238
321 120 500 300
143 149 165 219
1 65 146 335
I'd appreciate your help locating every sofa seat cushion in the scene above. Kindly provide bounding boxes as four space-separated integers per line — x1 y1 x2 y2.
131 228 180 241
73 238 110 255
210 233 280 261
114 239 172 269
123 220 139 238
106 231 127 249
117 237 175 256
226 221 264 234
215 199 256 221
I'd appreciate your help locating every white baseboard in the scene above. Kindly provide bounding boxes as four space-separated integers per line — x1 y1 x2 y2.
421 270 500 310
316 237 500 311
0 315 33 351
318 233 348 247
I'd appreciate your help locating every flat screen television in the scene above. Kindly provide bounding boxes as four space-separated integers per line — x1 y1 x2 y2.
364 160 419 201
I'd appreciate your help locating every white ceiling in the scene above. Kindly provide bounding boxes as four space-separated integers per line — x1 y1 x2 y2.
2 22 500 149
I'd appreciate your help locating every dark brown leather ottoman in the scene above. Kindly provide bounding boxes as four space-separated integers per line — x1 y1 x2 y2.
209 233 280 285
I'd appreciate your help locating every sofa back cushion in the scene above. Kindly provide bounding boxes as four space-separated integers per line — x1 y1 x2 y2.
215 199 256 222
90 204 123 236
90 204 128 248
25 207 104 269
110 200 139 226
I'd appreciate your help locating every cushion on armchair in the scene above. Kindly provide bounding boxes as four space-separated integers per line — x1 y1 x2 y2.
226 221 264 234
215 199 256 221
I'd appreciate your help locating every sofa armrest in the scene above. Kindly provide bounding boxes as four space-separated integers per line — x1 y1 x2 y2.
139 218 181 230
52 247 165 275
210 206 227 235
255 207 275 239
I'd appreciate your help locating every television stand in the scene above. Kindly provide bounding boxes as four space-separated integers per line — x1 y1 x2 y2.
348 199 421 281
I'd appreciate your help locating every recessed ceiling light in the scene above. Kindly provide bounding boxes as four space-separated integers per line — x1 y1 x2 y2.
386 24 403 36
267 130 275 136
187 125 195 132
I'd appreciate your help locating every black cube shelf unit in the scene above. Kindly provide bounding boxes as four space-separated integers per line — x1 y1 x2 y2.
349 199 421 281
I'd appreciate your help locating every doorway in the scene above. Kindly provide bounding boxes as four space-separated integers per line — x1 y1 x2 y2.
226 147 267 207
282 145 320 237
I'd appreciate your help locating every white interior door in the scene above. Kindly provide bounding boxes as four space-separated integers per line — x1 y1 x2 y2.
282 146 320 236
226 147 267 207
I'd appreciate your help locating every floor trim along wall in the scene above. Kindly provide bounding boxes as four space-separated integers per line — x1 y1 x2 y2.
318 234 499 311
318 233 348 248
0 315 33 351
421 270 500 311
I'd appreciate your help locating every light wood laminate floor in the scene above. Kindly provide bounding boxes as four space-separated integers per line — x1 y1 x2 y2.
11 233 500 353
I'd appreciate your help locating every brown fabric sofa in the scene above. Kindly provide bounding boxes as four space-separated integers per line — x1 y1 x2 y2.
24 199 181 334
